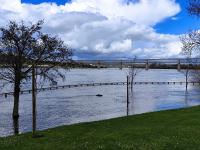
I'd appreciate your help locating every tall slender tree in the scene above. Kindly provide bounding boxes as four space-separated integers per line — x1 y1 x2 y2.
129 57 140 91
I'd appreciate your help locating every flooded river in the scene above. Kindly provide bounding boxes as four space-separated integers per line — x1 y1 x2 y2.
0 69 200 137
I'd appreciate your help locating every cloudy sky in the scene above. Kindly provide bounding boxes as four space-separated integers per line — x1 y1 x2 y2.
0 0 199 59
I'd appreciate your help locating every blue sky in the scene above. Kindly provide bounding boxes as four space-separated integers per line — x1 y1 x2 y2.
155 0 200 34
21 0 200 35
22 0 70 5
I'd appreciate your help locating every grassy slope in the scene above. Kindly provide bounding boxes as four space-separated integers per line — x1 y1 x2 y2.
1 107 200 150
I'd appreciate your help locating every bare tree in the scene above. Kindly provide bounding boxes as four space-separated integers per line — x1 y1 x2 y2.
182 0 200 88
188 0 200 17
180 0 200 90
129 57 140 91
0 20 72 135
181 30 200 52
179 60 191 92
180 31 200 91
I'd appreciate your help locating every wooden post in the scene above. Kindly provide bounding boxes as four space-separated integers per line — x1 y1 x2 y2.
145 60 149 70
186 70 188 92
120 60 123 70
32 65 37 137
177 59 181 71
98 61 101 69
127 76 129 116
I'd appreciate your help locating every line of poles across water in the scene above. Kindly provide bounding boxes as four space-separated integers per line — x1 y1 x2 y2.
1 81 200 98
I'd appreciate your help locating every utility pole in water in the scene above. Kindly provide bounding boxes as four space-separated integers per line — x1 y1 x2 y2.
127 76 129 116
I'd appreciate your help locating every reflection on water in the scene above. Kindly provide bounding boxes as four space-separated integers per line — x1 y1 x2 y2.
0 69 200 137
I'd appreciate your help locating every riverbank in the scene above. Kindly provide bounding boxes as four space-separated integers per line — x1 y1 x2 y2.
1 106 200 150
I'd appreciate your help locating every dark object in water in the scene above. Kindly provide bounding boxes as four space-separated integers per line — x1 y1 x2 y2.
96 94 103 97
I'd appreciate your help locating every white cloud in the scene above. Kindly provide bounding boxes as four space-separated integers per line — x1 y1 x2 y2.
0 0 182 59
0 0 22 12
61 0 180 26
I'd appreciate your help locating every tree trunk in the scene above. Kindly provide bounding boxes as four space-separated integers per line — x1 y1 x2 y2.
186 68 189 92
186 74 188 92
127 76 129 116
12 77 20 135
131 76 134 91
32 65 37 137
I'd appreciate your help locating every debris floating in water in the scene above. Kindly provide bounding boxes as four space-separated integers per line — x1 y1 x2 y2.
96 94 103 97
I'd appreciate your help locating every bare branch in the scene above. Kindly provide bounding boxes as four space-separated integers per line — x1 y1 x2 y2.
188 0 200 17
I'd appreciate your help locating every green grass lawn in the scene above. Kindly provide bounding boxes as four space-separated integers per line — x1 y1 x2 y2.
1 107 200 150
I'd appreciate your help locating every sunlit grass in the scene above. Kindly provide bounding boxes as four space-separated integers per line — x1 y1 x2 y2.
1 106 200 150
